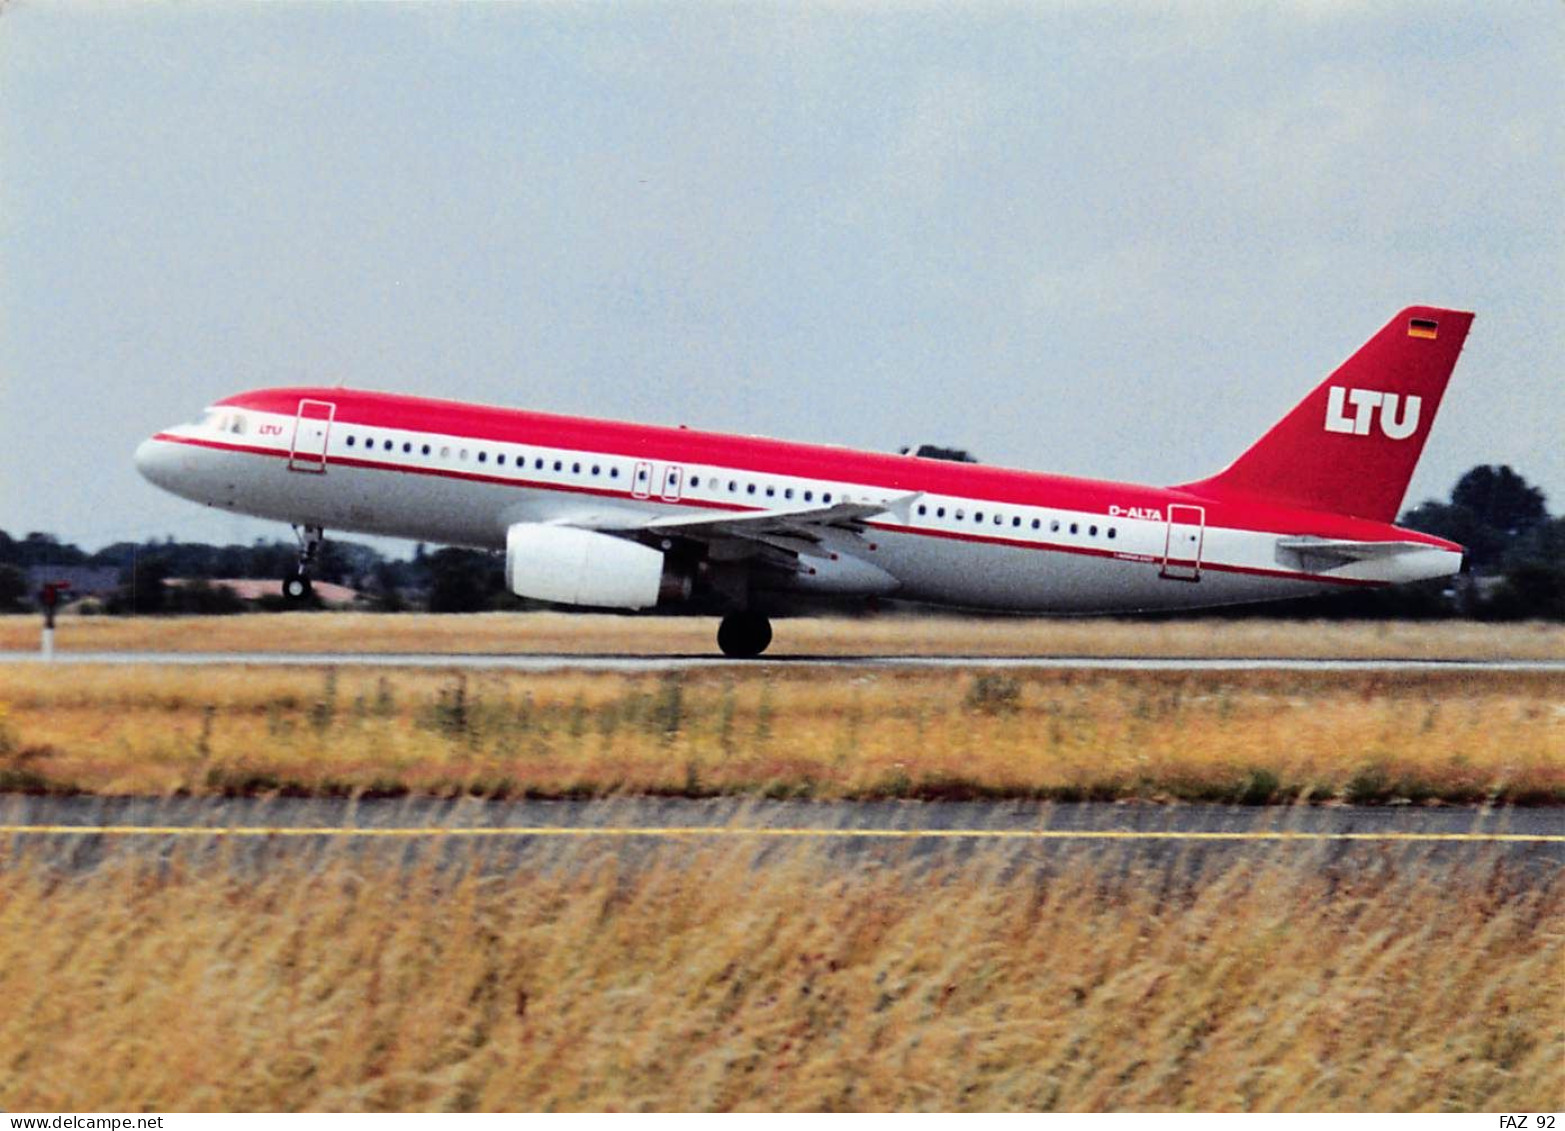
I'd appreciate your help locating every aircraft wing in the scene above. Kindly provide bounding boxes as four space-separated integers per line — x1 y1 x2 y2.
639 494 915 556
544 497 913 600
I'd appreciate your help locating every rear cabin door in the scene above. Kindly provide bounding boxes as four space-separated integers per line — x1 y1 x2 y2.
1161 504 1206 581
288 399 335 473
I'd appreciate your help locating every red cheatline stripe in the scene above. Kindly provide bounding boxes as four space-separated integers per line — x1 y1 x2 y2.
147 434 1396 588
207 387 1462 547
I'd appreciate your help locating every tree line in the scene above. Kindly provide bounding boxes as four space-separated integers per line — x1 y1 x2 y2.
0 533 511 615
1 464 1559 619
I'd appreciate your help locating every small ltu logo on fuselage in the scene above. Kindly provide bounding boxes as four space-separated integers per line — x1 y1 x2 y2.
1324 387 1421 439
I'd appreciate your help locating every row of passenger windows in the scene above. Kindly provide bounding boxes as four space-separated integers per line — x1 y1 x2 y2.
914 502 1117 540
686 475 832 504
339 434 841 503
344 433 624 479
339 431 1113 541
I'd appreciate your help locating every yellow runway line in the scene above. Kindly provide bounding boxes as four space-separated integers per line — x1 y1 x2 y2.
0 825 1561 844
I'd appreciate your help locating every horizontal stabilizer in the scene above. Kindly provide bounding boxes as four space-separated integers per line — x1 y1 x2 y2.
1276 537 1443 572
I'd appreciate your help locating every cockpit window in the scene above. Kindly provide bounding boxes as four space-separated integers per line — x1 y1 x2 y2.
198 409 248 435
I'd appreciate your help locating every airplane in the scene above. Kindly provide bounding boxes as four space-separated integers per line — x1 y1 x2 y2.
135 305 1473 657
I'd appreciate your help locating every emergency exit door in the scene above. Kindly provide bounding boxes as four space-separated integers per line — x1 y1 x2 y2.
660 464 684 502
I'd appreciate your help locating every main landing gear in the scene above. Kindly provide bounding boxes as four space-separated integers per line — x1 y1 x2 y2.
283 524 324 603
717 611 772 658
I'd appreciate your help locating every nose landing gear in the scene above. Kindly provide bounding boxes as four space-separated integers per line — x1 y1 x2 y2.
283 524 324 603
717 611 772 658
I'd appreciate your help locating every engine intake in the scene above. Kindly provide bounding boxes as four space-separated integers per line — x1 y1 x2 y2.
505 523 688 609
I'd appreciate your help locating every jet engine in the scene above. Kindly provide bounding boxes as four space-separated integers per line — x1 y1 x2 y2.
505 523 690 609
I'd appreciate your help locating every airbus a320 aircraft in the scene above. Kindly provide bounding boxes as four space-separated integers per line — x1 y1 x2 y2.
136 306 1472 656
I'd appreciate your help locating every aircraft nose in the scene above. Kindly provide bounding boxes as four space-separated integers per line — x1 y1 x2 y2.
134 436 175 489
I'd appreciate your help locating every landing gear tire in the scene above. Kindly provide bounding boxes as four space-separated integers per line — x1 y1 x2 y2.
717 612 772 658
282 572 314 602
285 524 325 604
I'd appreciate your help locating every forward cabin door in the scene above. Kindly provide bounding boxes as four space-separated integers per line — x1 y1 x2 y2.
1160 504 1205 581
288 399 336 473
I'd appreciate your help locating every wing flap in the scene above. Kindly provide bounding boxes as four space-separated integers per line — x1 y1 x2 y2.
633 493 920 559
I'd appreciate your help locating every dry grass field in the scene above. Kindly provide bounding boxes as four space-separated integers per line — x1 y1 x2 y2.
3 611 1564 660
2 616 1560 1113
1 662 1560 803
0 839 1558 1112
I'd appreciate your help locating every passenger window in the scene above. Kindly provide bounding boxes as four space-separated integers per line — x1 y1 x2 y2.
1012 517 1021 527
592 465 601 476
1089 525 1098 537
765 486 775 498
804 491 814 502
403 442 412 454
1050 520 1060 533
572 462 581 474
917 505 927 516
1070 523 1079 535
497 454 506 466
747 484 757 495
1031 518 1040 530
440 446 450 458
937 507 946 518
784 488 793 500
690 476 700 487
610 467 620 478
975 512 984 523
1108 527 1117 539
478 452 488 463
460 449 468 460
422 444 431 456
384 440 394 451
536 459 545 470
346 436 356 447
554 460 563 472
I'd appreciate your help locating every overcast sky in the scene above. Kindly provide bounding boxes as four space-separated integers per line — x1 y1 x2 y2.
2 1 1560 554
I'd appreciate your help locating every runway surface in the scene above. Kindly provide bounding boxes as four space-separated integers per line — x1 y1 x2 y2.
4 796 1560 874
3 650 1562 672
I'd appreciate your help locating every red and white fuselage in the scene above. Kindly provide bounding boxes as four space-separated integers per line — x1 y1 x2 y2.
135 306 1472 642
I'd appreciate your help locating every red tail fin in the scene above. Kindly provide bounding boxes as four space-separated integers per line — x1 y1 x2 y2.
1181 306 1474 522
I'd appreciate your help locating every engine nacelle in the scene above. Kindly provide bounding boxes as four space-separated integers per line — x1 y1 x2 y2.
506 523 686 610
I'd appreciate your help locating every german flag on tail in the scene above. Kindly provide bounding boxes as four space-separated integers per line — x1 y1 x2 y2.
1408 317 1439 339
